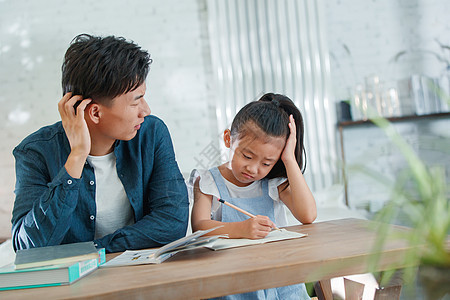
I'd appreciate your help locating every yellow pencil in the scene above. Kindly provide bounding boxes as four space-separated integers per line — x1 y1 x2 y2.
217 198 280 230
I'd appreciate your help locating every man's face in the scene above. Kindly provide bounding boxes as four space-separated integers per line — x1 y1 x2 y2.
95 83 150 142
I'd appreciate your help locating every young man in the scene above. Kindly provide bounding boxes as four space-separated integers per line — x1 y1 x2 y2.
11 34 189 253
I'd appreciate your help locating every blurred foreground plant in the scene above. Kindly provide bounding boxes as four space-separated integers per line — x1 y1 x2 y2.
350 88 450 298
370 115 449 279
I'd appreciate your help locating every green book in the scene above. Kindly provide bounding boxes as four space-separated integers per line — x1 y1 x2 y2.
1 259 95 290
0 248 105 291
14 241 99 270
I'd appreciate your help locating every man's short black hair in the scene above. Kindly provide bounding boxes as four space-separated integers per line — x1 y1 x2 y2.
62 34 152 104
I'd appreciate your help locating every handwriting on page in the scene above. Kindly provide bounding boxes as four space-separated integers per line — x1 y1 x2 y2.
205 228 307 251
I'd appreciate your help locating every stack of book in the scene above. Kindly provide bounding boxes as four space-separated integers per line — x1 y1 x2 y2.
397 74 450 116
0 241 105 290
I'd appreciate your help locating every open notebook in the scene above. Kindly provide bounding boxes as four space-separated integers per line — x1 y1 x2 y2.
103 228 306 267
102 226 226 267
205 228 307 251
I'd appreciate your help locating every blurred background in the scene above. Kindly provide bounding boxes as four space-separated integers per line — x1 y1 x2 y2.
0 0 449 239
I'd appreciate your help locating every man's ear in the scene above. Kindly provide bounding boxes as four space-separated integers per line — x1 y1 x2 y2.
223 129 232 148
85 103 101 124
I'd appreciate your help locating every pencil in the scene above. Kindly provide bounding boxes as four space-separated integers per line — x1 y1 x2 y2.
217 198 280 230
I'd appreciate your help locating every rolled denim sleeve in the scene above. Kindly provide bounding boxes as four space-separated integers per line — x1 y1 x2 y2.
94 117 189 253
11 148 81 251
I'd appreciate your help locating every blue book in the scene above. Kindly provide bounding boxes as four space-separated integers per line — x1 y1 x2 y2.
0 248 105 291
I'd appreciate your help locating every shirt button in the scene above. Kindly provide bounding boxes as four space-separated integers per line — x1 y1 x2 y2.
90 215 95 220
90 181 95 185
67 179 72 185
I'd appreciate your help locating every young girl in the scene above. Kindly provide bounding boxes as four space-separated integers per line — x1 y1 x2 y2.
191 93 316 300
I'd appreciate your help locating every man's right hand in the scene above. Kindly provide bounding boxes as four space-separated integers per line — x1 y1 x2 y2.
58 93 92 178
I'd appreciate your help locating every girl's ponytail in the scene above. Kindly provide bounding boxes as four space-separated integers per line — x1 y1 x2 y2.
259 93 307 177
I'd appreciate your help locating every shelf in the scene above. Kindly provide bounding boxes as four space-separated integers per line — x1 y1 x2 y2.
338 112 450 128
336 111 450 206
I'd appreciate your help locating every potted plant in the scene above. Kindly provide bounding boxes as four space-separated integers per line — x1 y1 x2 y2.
350 97 450 299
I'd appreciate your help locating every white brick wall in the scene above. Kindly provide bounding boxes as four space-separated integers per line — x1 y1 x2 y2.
324 0 450 101
341 118 450 210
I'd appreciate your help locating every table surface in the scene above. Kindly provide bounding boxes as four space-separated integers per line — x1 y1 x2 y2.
0 218 416 299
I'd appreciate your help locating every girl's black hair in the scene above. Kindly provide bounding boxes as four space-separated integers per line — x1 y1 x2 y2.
61 34 152 104
230 93 307 179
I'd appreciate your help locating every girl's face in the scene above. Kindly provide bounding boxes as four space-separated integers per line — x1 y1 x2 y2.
223 126 285 187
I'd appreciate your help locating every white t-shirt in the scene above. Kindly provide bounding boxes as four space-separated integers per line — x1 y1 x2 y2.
192 169 289 227
87 152 134 239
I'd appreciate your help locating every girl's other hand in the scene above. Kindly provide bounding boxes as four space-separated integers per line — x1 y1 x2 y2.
281 114 297 164
240 215 275 239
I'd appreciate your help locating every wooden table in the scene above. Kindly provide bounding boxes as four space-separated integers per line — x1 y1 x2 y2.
0 218 416 299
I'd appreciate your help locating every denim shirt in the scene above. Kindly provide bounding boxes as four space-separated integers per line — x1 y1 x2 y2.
11 115 189 253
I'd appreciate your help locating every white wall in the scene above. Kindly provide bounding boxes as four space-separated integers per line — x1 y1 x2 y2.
340 118 450 211
324 0 450 101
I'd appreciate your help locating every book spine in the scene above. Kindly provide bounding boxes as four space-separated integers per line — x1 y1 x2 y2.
396 78 415 116
68 258 98 283
97 248 106 265
411 75 425 115
0 283 63 291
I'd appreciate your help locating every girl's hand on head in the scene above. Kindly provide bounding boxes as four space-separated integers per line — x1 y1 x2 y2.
281 114 297 164
240 215 275 239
